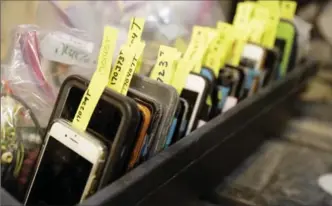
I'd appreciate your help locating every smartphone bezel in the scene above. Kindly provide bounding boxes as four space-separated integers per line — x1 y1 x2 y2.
25 119 105 205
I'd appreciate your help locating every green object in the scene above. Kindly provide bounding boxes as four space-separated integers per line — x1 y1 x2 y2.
276 19 296 77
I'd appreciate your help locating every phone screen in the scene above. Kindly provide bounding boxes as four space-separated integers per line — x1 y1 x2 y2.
27 137 92 205
180 89 199 131
61 86 122 145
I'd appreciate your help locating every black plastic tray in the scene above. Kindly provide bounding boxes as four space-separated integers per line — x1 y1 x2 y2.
1 60 317 206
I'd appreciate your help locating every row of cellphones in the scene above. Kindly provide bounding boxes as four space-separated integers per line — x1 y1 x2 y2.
23 18 298 206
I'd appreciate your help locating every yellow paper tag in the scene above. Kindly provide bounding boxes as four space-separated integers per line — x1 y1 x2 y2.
121 41 146 95
128 17 145 46
258 1 280 11
233 2 255 27
171 58 193 94
150 45 178 84
248 19 266 44
228 25 250 67
280 1 297 20
191 27 216 73
108 45 135 92
174 37 188 54
72 26 118 131
205 22 234 76
127 17 145 73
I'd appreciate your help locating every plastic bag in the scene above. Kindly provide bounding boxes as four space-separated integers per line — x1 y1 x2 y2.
1 80 43 202
46 1 226 74
5 24 100 127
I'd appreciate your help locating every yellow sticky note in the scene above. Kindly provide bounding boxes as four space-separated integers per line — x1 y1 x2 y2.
108 45 135 92
233 2 256 27
171 58 193 94
121 41 146 95
174 37 188 54
72 26 118 131
128 17 145 46
248 19 266 44
228 25 250 67
280 1 297 20
127 17 145 73
150 45 178 84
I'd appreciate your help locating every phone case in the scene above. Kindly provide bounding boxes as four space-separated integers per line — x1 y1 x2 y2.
276 19 298 77
164 101 182 148
47 75 141 189
127 103 152 170
187 73 210 131
262 48 280 87
129 74 179 157
127 88 162 160
200 67 217 120
171 98 189 144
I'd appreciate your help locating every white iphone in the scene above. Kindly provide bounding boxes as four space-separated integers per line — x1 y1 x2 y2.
240 43 267 70
180 74 208 135
25 119 106 206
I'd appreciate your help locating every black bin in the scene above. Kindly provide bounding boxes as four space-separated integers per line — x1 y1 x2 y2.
1 60 318 206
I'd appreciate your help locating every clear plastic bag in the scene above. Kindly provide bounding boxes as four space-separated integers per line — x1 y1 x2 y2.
1 80 43 202
5 24 100 127
47 1 226 74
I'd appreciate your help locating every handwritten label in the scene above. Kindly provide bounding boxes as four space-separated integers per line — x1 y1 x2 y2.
121 41 146 95
72 26 118 130
108 45 134 93
150 45 178 84
171 58 193 94
280 1 297 20
248 19 266 44
228 25 250 67
40 33 96 68
205 22 234 76
258 1 280 49
233 2 255 27
127 17 145 73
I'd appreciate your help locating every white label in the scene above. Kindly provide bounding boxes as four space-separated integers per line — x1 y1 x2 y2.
222 96 238 113
40 32 96 68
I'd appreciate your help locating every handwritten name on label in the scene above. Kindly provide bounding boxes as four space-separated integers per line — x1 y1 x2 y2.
128 17 145 46
53 31 94 52
72 26 118 130
121 41 146 95
40 34 96 68
75 88 91 121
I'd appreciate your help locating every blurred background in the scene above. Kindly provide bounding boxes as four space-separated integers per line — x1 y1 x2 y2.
1 1 332 205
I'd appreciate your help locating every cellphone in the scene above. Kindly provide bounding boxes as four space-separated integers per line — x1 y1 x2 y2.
48 75 141 188
127 103 152 170
276 19 297 77
200 67 217 120
171 98 189 144
164 101 182 148
240 43 267 70
180 73 209 135
262 48 280 87
129 75 179 156
25 119 106 205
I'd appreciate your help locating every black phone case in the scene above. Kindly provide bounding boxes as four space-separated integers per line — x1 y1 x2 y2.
127 88 163 159
262 48 280 87
129 74 179 157
200 67 217 121
171 98 189 144
46 75 141 189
